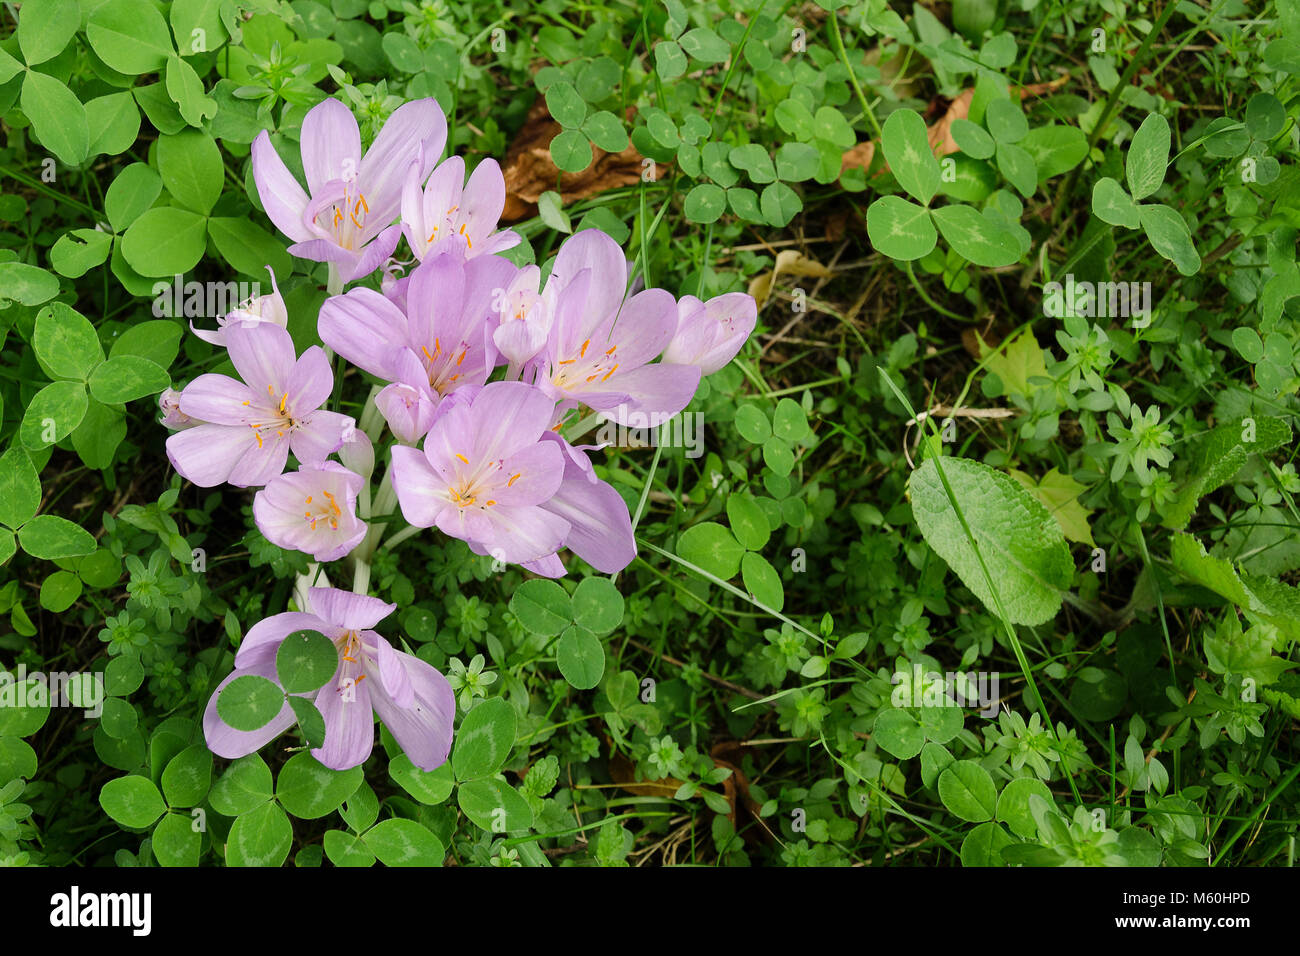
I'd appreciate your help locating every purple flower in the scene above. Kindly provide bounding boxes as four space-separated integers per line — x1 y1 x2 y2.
318 248 517 397
203 587 455 771
663 292 757 374
189 266 288 347
390 381 571 566
491 265 553 368
165 322 354 488
253 462 367 561
401 154 519 262
524 432 637 574
532 230 701 427
374 349 440 444
251 98 446 283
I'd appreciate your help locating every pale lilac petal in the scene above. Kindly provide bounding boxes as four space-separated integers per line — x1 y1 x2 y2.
467 381 556 461
588 363 702 425
236 611 330 670
465 506 570 565
286 346 335 416
390 443 447 527
319 287 409 379
462 158 506 248
370 636 414 709
492 441 565 507
376 381 436 444
226 322 296 396
541 472 636 572
167 424 257 487
548 229 628 335
301 99 362 196
609 288 677 367
359 99 448 233
307 587 395 631
289 410 354 464
251 131 313 243
312 666 374 770
177 374 255 425
203 663 297 760
344 225 402 282
521 553 567 577
366 650 454 772
286 238 359 267
227 432 291 487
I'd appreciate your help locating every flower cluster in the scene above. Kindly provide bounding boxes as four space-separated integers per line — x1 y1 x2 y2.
162 96 756 772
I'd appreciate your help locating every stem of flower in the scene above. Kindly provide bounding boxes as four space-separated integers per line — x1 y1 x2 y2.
358 384 384 441
379 523 422 552
326 262 344 297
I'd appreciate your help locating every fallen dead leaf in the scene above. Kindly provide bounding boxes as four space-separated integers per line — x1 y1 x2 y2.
500 99 654 222
747 249 834 310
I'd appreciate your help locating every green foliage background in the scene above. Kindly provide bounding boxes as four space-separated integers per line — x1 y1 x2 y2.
1 0 1299 867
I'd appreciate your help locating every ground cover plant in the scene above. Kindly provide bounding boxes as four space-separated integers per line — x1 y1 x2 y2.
0 0 1298 869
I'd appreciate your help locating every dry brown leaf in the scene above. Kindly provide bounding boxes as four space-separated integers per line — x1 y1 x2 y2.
500 99 653 222
747 249 834 310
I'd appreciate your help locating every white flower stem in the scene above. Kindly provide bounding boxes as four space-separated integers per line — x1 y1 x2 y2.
326 262 344 297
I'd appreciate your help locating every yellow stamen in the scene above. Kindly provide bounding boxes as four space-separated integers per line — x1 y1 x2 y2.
455 453 469 464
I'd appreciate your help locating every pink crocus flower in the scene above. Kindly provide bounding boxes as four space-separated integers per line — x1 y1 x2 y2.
491 264 553 368
165 323 354 488
390 381 571 566
253 462 367 561
251 98 447 283
318 248 516 396
662 292 757 374
531 230 701 427
374 349 440 444
189 266 288 347
401 154 519 262
203 587 455 771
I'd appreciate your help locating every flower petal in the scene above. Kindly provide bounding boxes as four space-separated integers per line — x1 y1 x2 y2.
301 98 362 196
203 659 297 760
366 649 455 772
251 131 313 243
307 587 396 631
